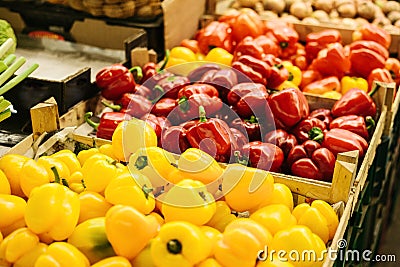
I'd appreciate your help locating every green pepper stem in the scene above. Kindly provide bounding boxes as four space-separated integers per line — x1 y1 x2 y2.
101 100 122 111
287 72 294 82
366 116 375 132
167 239 182 254
234 151 249 166
280 42 289 49
368 83 380 97
129 66 143 81
135 155 148 170
142 184 153 199
84 112 99 130
199 106 207 122
151 85 165 104
178 96 190 113
51 166 61 184
308 127 324 143
244 115 258 124
158 49 170 71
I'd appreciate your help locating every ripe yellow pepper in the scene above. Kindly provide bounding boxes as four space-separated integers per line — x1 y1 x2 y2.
165 47 197 68
282 61 302 86
256 258 294 266
130 241 156 267
112 119 158 162
277 80 299 91
292 200 339 243
205 48 233 66
34 242 90 267
196 258 223 267
151 221 212 267
128 146 177 190
105 171 155 215
13 243 48 267
67 217 116 264
92 256 132 267
250 204 297 236
77 148 100 166
69 171 86 194
98 144 118 161
322 90 342 100
168 148 224 191
200 226 222 257
0 194 27 237
257 183 294 211
37 156 71 182
105 204 159 260
0 170 10 194
206 201 236 232
341 76 368 95
221 164 274 212
25 183 80 241
20 159 51 198
214 218 272 267
270 225 326 267
162 179 216 226
81 153 122 194
78 191 112 224
0 154 30 197
0 227 40 264
51 149 81 174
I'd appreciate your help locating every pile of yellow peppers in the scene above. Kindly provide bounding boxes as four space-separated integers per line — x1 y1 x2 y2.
0 118 340 267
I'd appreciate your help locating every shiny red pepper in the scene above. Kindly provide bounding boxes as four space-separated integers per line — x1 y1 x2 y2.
308 108 333 128
102 93 152 118
196 21 234 55
329 115 374 140
353 23 391 50
156 75 191 99
84 111 131 140
348 40 389 60
267 88 310 130
180 39 200 54
96 64 142 101
385 58 400 87
331 88 377 118
230 127 248 149
200 68 238 102
305 29 342 63
367 68 394 92
161 125 191 154
151 97 177 118
178 83 219 99
233 35 281 61
227 82 269 118
176 93 223 122
264 20 299 59
349 48 386 79
143 70 174 99
264 129 298 157
230 116 261 142
302 76 341 95
263 54 290 89
141 113 171 146
141 50 170 84
232 61 265 85
292 117 327 144
187 64 221 82
300 70 323 89
287 140 335 182
186 106 237 163
241 141 284 172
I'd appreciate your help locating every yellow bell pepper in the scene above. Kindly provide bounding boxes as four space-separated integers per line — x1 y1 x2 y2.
127 146 177 190
162 179 216 226
214 218 272 267
34 242 90 267
165 47 197 68
0 170 10 194
250 204 297 236
256 258 295 267
105 171 155 215
277 80 299 91
69 171 86 194
292 200 339 243
51 149 81 174
105 204 159 260
130 240 156 267
196 258 223 267
81 153 122 194
77 148 100 166
0 194 27 237
112 119 158 162
200 226 222 257
196 53 206 61
341 76 368 95
92 256 132 267
206 201 236 232
151 221 212 267
98 144 118 161
204 48 233 66
20 159 51 198
221 164 274 212
257 183 294 211
270 225 326 267
168 148 224 191
78 191 112 224
13 243 48 267
25 183 80 241
0 227 40 264
0 154 30 197
37 156 71 182
322 90 342 100
282 61 302 86
67 217 116 264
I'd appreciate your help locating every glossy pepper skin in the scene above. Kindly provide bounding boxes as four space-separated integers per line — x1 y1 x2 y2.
340 76 368 95
348 40 389 60
232 55 271 85
141 113 171 146
263 54 290 89
385 58 400 87
292 117 327 144
287 140 335 182
105 205 159 260
0 154 30 197
310 43 350 79
200 68 238 102
109 93 153 118
230 116 261 142
0 194 27 238
206 201 237 233
233 35 281 60
352 23 391 49
308 108 333 128
264 129 298 157
156 75 190 100
265 20 299 58
35 242 90 267
196 21 233 55
305 29 342 63
25 183 80 241
151 221 212 267
165 46 197 68
177 93 223 122
242 141 284 172
178 83 219 99
205 47 234 66
330 115 374 140
161 125 191 154
186 107 237 163
349 48 386 79
267 88 310 130
96 64 141 101
331 88 377 118
367 68 394 91
300 69 323 89
78 191 112 224
84 111 131 141
187 64 221 82
303 76 341 95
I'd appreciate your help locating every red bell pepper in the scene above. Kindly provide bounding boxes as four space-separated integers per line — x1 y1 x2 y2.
264 20 299 59
264 129 298 157
232 61 265 85
230 116 261 142
287 140 335 182
329 115 374 140
349 48 386 79
142 70 174 99
233 35 281 61
135 85 153 99
102 93 152 119
161 125 191 154
200 68 238 102
227 82 269 118
230 127 249 149
84 111 131 140
241 141 284 172
179 39 200 54
176 93 223 122
96 64 142 101
353 23 391 50
385 58 400 87
186 106 237 163
308 108 333 128
367 68 395 91
187 64 221 82
302 76 341 95
141 50 170 84
309 43 350 79
156 75 190 99
151 97 177 118
292 117 327 144
331 88 377 118
305 29 342 63
178 83 219 99
267 88 310 129
310 127 368 157
262 54 290 89
141 113 171 146
348 40 389 60
196 21 234 55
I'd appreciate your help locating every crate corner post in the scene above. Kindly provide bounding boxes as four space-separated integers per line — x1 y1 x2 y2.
30 97 60 141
